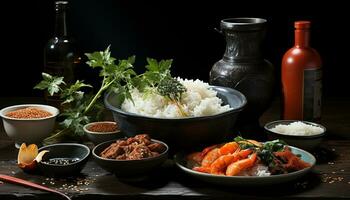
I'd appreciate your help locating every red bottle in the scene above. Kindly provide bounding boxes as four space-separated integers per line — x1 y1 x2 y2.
282 21 322 121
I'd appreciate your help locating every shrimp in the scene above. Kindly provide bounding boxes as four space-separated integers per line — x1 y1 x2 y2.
210 149 252 175
201 148 220 167
187 144 220 165
225 153 257 176
186 152 203 166
201 142 239 167
193 166 211 173
218 142 239 155
209 154 236 175
200 144 219 157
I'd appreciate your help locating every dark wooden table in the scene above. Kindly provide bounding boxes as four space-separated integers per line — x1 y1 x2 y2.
0 97 350 200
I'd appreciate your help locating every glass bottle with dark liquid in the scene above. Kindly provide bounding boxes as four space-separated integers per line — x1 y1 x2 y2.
44 1 80 107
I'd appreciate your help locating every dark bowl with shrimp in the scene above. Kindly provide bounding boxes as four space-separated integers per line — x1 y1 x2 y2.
92 134 169 180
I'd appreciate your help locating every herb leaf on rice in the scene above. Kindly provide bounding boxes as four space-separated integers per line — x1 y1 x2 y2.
139 58 188 116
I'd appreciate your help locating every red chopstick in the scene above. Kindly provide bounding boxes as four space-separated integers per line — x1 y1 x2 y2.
0 174 71 200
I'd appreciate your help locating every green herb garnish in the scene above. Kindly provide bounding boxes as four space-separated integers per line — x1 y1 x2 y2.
233 136 286 168
35 46 187 142
141 58 187 116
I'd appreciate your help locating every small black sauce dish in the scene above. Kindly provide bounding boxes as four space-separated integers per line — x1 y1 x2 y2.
38 143 90 177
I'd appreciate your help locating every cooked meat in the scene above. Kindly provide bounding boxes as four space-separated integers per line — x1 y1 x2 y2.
117 140 128 146
147 143 166 153
151 152 160 157
99 134 165 160
134 134 152 145
125 134 151 145
127 145 154 160
116 154 127 160
100 142 123 159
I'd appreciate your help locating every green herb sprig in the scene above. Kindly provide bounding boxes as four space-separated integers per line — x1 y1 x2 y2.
35 46 187 142
35 46 136 142
141 58 187 116
233 136 286 168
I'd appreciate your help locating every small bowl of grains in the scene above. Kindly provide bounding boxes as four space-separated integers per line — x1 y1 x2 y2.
0 104 59 148
264 120 326 150
83 121 123 144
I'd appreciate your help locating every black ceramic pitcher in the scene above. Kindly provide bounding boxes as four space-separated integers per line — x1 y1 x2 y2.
210 18 274 136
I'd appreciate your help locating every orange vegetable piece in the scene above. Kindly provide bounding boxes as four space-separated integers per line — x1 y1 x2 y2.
17 143 48 172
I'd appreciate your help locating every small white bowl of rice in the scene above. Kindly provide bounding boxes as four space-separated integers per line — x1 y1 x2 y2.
264 120 326 150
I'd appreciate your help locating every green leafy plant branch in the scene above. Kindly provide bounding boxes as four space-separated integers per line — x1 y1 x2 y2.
35 46 187 142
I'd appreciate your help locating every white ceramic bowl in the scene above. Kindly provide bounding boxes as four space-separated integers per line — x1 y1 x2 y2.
0 104 59 148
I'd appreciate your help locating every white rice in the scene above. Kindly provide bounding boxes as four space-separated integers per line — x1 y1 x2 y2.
270 121 324 136
121 78 232 118
237 164 271 177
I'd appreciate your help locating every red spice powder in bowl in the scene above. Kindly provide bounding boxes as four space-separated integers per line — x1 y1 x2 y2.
0 104 59 148
5 107 52 119
83 121 123 144
87 122 118 133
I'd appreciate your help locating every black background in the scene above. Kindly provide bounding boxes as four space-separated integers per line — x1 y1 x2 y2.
1 0 349 97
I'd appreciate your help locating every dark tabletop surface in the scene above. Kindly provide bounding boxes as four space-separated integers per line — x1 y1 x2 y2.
0 97 350 200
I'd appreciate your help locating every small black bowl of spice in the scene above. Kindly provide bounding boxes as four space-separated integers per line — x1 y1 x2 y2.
38 143 90 177
83 121 123 144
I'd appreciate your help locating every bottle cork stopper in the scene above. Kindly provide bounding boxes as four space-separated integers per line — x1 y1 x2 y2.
295 21 311 29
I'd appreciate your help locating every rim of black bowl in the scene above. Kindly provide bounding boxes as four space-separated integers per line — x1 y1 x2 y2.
104 85 247 121
264 120 326 139
92 139 169 162
38 143 90 166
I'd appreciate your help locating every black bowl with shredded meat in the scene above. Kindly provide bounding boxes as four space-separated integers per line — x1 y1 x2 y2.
92 134 169 178
99 134 167 160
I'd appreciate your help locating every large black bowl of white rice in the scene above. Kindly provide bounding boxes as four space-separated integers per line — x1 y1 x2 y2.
104 79 247 150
